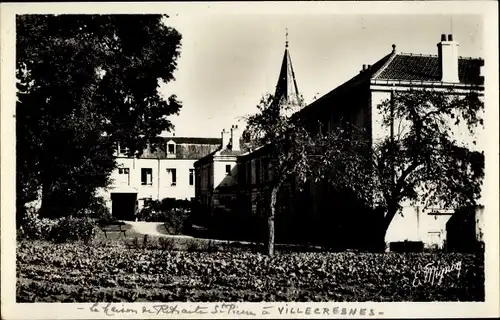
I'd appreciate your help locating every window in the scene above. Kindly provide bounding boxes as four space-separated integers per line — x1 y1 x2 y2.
117 143 130 156
168 143 175 154
225 164 231 176
189 169 194 186
118 168 130 185
141 168 152 186
118 168 129 175
167 168 177 186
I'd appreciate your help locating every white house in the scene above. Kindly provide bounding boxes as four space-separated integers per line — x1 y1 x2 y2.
99 136 220 220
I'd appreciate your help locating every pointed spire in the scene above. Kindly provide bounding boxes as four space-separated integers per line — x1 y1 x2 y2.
274 29 302 110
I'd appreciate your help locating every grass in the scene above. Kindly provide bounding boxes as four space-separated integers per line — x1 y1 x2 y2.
155 223 170 235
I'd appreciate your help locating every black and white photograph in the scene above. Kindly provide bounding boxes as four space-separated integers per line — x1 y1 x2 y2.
1 1 499 319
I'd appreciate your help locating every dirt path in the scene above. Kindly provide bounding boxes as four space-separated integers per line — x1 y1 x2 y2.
123 221 194 239
122 221 257 245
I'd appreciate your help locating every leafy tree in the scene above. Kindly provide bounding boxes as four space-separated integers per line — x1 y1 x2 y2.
325 88 485 248
244 94 344 255
16 15 182 219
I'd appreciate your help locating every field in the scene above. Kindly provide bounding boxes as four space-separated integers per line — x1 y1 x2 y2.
16 240 484 302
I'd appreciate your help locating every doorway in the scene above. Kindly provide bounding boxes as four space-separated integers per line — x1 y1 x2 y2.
111 193 137 221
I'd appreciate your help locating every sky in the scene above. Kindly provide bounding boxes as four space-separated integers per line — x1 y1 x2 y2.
157 13 483 138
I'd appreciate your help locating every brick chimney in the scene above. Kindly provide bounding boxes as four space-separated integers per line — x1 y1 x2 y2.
230 125 241 151
437 34 460 83
221 129 230 149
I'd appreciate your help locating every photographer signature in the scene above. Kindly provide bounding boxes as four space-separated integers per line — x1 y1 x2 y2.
412 261 461 287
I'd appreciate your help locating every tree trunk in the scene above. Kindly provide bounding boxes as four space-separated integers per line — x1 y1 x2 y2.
39 179 52 218
266 186 279 256
376 204 398 252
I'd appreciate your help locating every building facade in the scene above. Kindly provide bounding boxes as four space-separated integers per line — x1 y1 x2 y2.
194 33 484 248
99 136 220 220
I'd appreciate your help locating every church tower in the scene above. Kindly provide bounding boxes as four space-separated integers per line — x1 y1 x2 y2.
273 29 303 116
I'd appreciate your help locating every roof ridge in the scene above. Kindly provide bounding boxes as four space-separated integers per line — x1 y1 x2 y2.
399 52 438 58
372 51 398 80
396 52 482 61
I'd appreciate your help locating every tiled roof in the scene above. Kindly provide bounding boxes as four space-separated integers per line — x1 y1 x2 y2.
175 143 220 159
373 53 484 85
160 137 222 145
131 137 221 160
219 148 245 156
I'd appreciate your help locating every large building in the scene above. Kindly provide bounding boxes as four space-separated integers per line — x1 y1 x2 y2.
100 135 220 220
194 33 484 248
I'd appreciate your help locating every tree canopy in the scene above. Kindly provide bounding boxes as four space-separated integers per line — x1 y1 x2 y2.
326 88 485 241
16 14 182 218
245 87 484 254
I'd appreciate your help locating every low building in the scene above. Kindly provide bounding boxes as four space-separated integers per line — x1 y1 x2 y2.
100 136 220 220
194 125 245 217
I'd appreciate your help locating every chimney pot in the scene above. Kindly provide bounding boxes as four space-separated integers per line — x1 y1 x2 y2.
392 44 396 52
230 125 241 151
437 34 459 83
221 129 230 149
362 64 366 70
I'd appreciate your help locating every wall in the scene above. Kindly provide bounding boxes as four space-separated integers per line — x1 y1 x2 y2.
106 157 197 210
213 157 238 190
385 205 452 248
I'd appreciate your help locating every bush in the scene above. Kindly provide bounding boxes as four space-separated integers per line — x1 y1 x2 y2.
18 210 99 244
74 196 116 226
390 240 424 253
162 209 190 234
136 198 191 234
49 216 99 244
17 209 58 241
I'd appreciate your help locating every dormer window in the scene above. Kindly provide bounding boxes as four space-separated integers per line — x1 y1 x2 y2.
166 140 176 158
117 143 130 156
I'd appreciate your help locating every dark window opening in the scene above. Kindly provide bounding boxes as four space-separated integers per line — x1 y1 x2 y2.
141 168 152 185
167 168 177 186
168 144 175 154
189 169 194 186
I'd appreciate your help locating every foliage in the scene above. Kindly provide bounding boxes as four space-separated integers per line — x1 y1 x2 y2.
17 211 99 244
16 14 182 219
17 210 58 241
73 196 118 227
17 240 484 302
320 88 484 240
137 198 191 234
49 216 99 244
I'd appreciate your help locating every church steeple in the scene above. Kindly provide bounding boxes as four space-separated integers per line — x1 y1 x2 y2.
274 29 302 110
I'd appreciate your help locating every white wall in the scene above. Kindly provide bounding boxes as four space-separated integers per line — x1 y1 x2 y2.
106 157 197 210
370 91 392 144
213 157 238 189
385 206 452 248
